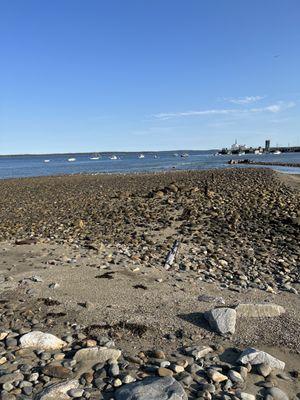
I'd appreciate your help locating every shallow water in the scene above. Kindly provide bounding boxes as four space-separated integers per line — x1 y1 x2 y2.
0 151 299 179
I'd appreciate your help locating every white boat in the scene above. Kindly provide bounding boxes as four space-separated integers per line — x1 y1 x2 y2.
68 158 76 162
273 150 281 155
173 153 179 157
44 159 50 163
110 155 118 160
154 155 158 159
138 154 145 159
238 152 245 156
90 153 100 160
180 153 189 158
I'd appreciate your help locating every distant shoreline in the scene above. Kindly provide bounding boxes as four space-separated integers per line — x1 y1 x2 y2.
0 149 217 157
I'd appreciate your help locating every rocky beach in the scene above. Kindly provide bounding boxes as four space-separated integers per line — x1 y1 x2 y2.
0 168 299 400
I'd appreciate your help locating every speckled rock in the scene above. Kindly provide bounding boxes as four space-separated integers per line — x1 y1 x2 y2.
115 376 187 400
35 380 79 400
206 308 236 335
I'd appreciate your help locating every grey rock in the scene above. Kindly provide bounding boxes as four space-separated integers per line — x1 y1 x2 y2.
0 372 24 384
238 348 285 370
68 388 84 397
265 387 289 400
115 376 187 400
205 308 236 335
256 363 272 377
228 370 243 383
35 379 79 400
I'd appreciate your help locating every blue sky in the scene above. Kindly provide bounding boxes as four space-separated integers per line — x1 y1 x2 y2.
1 0 300 154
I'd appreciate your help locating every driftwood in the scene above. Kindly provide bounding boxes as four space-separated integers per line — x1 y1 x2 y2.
164 240 180 269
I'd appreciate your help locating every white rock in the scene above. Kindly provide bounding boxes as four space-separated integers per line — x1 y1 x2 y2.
238 348 285 370
20 331 66 351
115 376 187 400
238 393 255 400
235 303 285 318
206 308 236 335
35 380 79 400
74 346 121 365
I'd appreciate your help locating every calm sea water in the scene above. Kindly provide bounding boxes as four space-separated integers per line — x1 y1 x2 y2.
0 151 299 179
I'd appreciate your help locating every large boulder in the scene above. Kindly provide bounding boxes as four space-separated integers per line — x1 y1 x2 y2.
238 348 285 370
205 308 236 335
235 303 285 318
115 376 187 400
35 380 79 400
20 331 66 351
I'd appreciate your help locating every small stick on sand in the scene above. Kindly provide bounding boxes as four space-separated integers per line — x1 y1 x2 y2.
164 240 180 270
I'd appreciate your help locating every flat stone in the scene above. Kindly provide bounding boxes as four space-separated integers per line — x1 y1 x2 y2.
235 303 285 318
238 348 285 370
205 308 236 335
35 380 79 400
0 372 24 384
20 331 66 351
43 364 73 379
185 345 213 359
115 376 187 400
74 346 121 365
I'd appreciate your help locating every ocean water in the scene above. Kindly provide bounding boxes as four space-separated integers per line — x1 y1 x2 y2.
0 151 299 180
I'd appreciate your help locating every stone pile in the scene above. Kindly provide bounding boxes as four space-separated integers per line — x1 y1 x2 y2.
0 329 296 400
0 169 299 293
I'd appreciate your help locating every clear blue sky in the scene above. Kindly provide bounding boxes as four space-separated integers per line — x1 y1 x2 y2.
1 0 300 154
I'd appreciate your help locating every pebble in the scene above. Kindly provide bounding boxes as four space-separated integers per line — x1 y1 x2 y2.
158 367 173 377
207 369 228 382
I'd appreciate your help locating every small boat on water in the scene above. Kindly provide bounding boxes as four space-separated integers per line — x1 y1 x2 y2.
68 158 76 162
90 153 100 160
110 155 118 160
273 150 281 155
180 153 189 158
44 159 50 163
138 154 145 159
154 155 158 159
173 153 179 157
